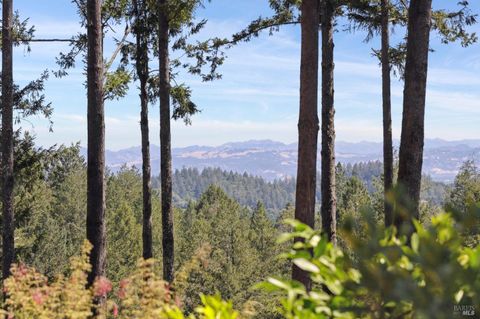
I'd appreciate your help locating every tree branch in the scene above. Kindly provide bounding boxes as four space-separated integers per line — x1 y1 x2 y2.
104 24 132 77
219 20 299 48
23 38 73 43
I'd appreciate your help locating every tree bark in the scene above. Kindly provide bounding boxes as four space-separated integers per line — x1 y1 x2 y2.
133 0 153 260
86 0 106 286
397 0 432 229
321 0 337 244
381 0 394 227
2 0 15 280
293 0 319 290
158 0 174 282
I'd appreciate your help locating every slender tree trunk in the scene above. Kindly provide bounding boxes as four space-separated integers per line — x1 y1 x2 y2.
293 0 319 290
381 0 394 227
158 0 174 282
2 0 15 280
321 0 337 244
396 0 432 230
140 67 153 261
86 0 106 286
134 0 153 260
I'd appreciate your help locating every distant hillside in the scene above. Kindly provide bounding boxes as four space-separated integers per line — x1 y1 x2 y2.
168 167 296 211
83 139 480 183
154 163 446 211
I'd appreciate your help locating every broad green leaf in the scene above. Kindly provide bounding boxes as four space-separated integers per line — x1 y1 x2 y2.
293 258 320 273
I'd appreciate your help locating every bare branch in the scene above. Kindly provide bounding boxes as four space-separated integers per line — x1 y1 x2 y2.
23 38 73 43
104 24 132 77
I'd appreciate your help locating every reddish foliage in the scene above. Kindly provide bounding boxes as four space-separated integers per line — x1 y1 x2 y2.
93 276 112 297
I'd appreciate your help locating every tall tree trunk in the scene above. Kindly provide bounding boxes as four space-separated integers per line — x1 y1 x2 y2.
86 0 106 286
158 0 174 282
293 0 319 290
321 0 336 244
2 0 14 280
396 0 432 230
134 0 153 260
381 0 394 227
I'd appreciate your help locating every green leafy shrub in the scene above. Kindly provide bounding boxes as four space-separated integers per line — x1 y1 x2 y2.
261 206 480 319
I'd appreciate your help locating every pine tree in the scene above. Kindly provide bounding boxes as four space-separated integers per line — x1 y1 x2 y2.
131 0 154 260
294 0 320 290
250 202 275 254
157 0 174 283
150 0 225 282
175 186 275 313
445 161 480 214
380 0 394 227
396 0 433 231
106 169 143 282
86 0 106 286
2 0 15 280
320 0 337 245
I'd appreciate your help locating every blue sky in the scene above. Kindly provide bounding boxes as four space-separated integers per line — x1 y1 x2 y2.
12 0 480 150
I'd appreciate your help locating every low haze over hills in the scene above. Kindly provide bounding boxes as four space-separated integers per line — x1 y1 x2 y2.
83 139 480 183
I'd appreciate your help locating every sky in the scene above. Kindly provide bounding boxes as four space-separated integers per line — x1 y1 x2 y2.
10 0 480 150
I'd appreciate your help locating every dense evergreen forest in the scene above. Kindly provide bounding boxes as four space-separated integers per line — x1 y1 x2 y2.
2 135 479 318
0 0 479 318
169 164 447 212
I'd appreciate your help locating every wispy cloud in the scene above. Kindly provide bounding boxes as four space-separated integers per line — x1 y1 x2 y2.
32 20 82 38
427 89 480 114
429 68 480 86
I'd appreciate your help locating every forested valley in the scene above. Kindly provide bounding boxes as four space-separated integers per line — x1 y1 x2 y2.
0 0 479 318
5 134 479 318
171 164 447 212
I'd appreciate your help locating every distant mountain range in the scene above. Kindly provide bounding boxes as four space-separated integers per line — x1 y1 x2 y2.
82 139 480 183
